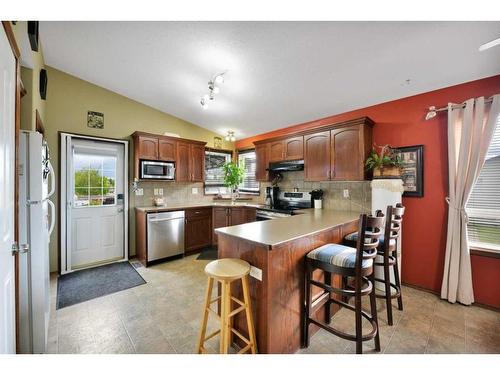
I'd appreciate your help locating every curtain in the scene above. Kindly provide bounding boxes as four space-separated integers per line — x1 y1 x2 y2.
441 95 500 304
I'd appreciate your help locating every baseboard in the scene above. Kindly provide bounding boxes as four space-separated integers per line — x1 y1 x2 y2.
402 282 500 313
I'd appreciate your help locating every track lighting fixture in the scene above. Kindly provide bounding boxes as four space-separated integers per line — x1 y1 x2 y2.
200 72 225 110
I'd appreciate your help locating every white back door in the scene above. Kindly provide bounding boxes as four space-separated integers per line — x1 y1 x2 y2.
0 25 17 354
67 138 126 269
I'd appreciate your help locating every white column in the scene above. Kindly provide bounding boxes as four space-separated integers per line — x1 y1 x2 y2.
371 179 404 291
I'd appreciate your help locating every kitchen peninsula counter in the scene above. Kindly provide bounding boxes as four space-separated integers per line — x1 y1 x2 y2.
215 209 361 354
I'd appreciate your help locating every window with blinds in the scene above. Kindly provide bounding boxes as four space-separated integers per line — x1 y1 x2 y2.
238 150 260 194
204 150 231 195
466 114 500 251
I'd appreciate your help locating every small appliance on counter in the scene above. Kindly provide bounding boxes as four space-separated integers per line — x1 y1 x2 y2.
310 189 324 209
265 186 280 208
153 197 166 207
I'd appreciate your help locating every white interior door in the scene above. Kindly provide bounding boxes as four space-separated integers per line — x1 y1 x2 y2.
67 139 126 269
0 26 17 354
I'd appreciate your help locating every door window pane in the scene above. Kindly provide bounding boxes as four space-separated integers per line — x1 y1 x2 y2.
73 152 117 207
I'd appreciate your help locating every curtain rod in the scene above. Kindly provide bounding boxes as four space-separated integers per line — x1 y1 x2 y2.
425 97 494 120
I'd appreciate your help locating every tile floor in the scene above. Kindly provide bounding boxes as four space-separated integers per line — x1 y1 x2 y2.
48 255 500 354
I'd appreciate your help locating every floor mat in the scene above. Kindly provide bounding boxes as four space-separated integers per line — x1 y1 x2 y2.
56 261 146 309
196 245 218 260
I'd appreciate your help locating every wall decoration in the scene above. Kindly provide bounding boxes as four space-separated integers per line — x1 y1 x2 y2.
87 111 104 129
394 145 424 197
214 136 223 149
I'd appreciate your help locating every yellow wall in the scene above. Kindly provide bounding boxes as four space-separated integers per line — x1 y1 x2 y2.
45 66 232 271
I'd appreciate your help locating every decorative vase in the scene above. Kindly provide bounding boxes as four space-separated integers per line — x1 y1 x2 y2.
373 166 402 178
231 188 239 204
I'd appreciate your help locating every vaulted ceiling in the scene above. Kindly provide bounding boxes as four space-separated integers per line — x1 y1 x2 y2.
40 21 500 139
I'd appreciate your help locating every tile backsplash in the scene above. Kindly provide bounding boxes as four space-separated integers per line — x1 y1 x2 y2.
132 171 371 213
132 181 214 207
259 171 371 213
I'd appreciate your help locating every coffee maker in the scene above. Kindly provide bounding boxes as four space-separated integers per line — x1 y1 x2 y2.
265 186 280 208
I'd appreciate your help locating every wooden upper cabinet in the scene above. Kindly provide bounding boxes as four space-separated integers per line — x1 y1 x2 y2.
136 135 159 160
269 140 285 162
158 139 176 161
331 125 363 180
255 143 270 181
190 144 205 182
284 136 303 160
176 141 191 182
304 131 331 181
132 132 206 182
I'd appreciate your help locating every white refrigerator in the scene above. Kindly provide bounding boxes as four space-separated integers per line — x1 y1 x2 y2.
18 130 56 354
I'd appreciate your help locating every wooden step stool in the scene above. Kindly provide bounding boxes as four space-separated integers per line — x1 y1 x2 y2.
196 258 257 354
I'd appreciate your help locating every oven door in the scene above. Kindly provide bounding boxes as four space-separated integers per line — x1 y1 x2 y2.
141 161 175 180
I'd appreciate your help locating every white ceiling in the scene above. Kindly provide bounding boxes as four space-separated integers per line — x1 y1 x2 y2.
40 22 500 139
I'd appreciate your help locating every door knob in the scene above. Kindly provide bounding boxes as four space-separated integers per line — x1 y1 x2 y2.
12 242 29 256
117 207 124 213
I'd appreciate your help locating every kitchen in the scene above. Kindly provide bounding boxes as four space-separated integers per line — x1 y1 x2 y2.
1 12 499 371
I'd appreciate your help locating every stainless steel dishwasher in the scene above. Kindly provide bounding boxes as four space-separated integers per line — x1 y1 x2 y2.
147 210 185 262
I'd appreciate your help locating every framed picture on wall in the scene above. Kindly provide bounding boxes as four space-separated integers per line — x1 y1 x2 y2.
394 145 424 197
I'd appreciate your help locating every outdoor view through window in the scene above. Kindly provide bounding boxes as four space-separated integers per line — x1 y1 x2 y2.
73 152 117 207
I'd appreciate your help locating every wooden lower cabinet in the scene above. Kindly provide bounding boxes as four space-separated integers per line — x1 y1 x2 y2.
185 208 212 253
136 206 257 265
212 207 257 245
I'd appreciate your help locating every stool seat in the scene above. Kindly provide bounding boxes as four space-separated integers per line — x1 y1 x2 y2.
344 231 396 249
204 258 250 281
307 243 373 269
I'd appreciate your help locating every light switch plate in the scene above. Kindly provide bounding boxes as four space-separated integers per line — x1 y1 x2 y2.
192 187 198 195
158 188 163 196
153 188 158 195
343 189 350 199
250 266 262 281
135 188 144 196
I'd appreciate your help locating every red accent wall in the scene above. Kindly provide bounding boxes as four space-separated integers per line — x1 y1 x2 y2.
237 75 500 308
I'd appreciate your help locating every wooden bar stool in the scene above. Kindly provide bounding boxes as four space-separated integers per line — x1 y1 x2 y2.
303 213 385 354
344 204 405 325
196 258 257 354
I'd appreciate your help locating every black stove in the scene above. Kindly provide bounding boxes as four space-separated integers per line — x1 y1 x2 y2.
256 191 312 220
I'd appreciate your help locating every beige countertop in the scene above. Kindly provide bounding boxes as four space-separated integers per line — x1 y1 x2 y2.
135 201 266 213
215 209 360 248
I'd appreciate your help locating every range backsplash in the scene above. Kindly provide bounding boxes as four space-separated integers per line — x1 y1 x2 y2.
258 171 371 213
132 171 371 214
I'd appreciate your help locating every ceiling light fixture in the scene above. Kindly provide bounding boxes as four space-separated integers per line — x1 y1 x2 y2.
479 37 500 52
200 72 226 110
225 130 235 142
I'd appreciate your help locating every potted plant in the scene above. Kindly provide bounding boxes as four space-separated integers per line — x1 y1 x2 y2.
223 161 245 203
365 145 403 178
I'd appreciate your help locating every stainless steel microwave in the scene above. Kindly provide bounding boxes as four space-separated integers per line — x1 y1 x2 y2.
140 160 175 180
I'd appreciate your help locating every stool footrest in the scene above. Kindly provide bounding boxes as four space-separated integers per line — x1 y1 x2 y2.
231 296 245 306
308 315 378 342
207 307 221 320
209 296 221 304
238 344 251 354
228 305 246 318
373 278 401 299
231 327 251 346
203 329 221 342
310 278 372 297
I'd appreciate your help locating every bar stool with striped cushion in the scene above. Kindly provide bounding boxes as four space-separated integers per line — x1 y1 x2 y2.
344 204 405 325
303 213 385 354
